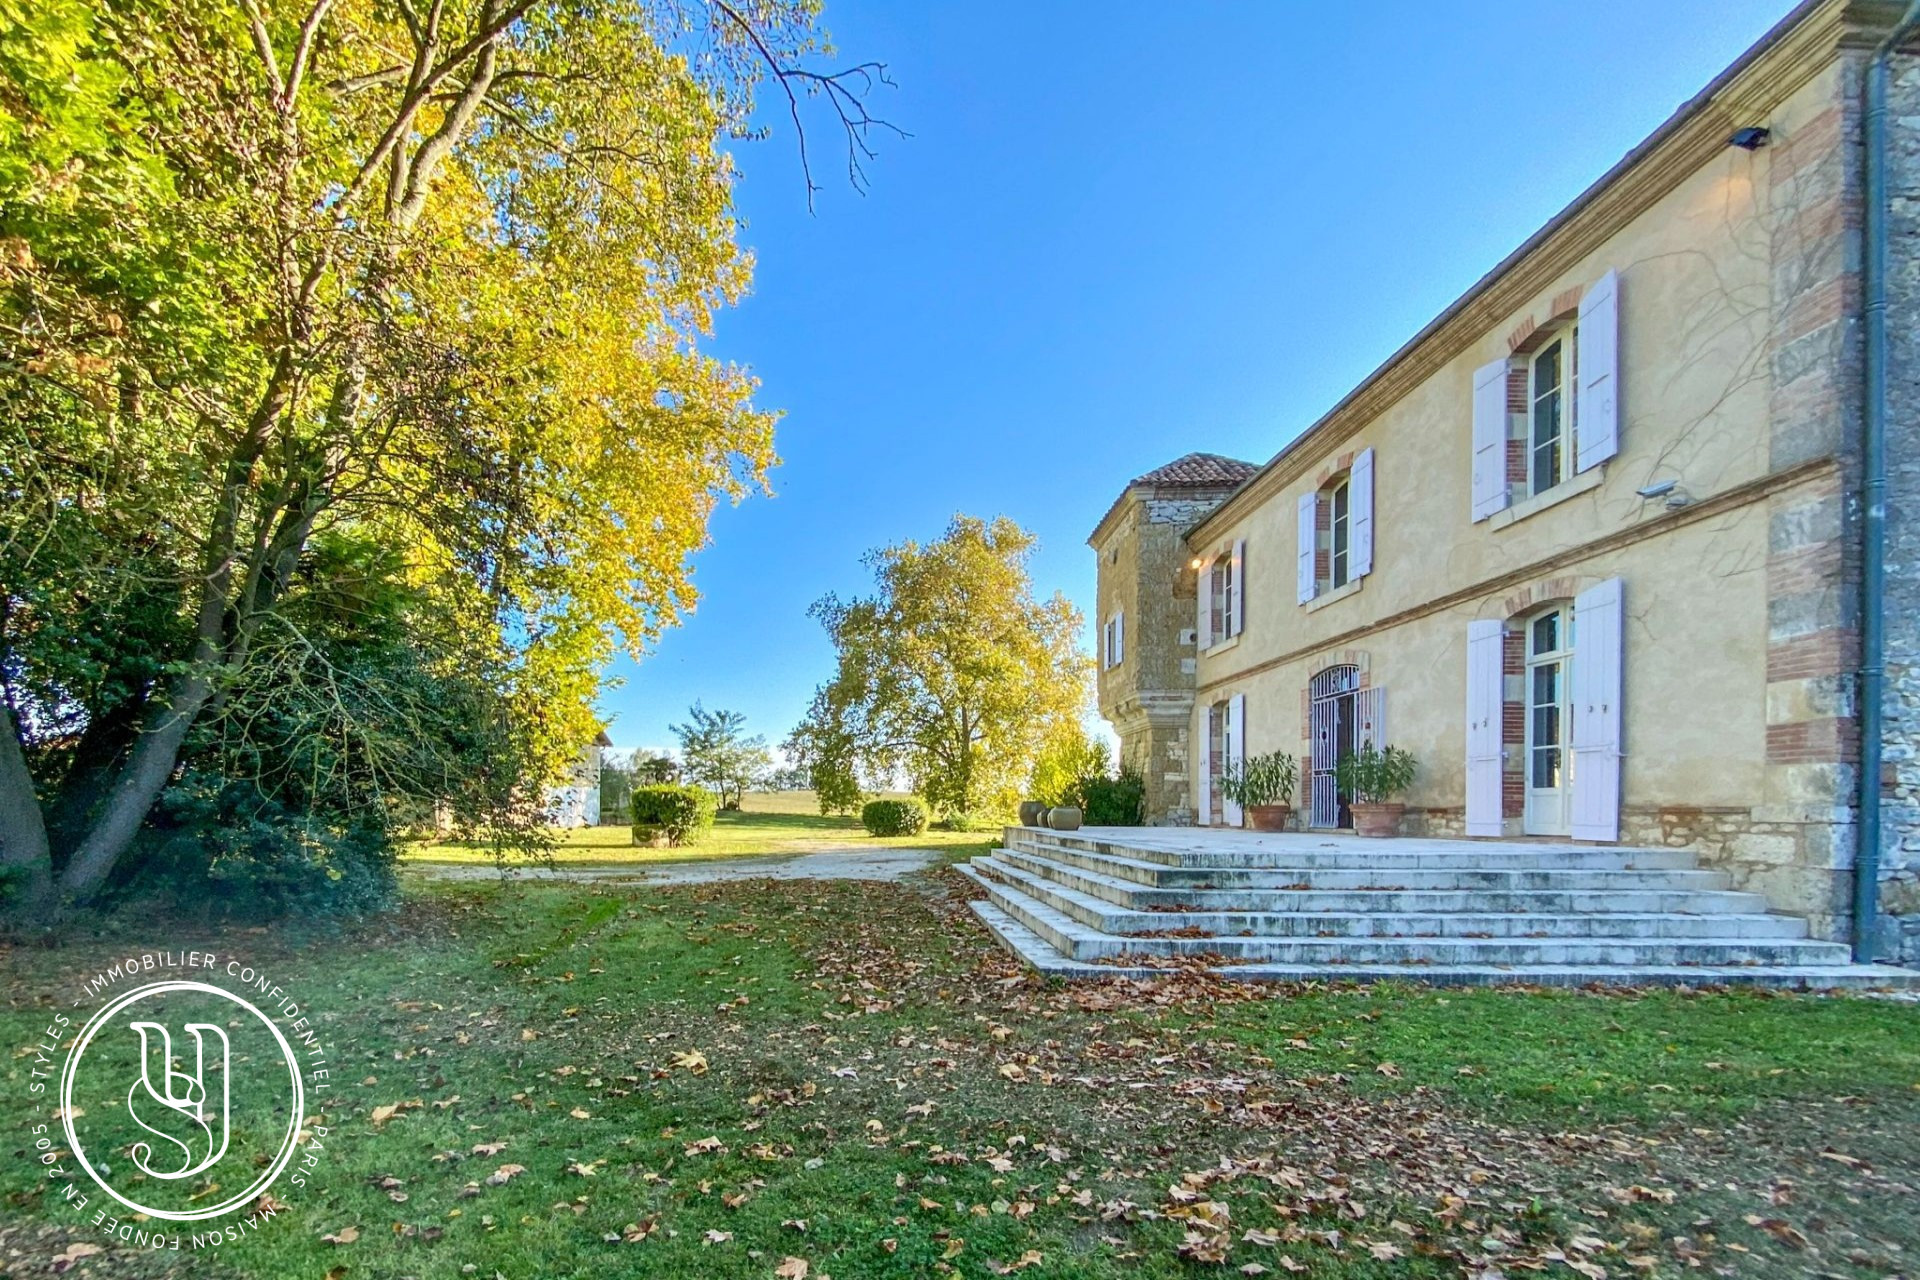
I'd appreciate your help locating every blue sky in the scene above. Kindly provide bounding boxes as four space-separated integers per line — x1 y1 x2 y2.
602 0 1790 753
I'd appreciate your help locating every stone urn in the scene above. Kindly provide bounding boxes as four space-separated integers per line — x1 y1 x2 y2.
1350 802 1404 838
1044 806 1083 832
1017 800 1048 827
1245 804 1291 833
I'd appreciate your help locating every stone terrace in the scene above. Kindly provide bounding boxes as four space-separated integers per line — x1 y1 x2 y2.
957 827 1920 989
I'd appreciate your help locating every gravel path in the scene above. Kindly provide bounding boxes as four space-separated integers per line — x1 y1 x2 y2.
407 846 940 885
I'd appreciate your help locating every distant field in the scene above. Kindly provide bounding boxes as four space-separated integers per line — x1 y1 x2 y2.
405 791 995 865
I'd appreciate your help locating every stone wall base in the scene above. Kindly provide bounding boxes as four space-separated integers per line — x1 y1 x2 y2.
1116 712 1196 826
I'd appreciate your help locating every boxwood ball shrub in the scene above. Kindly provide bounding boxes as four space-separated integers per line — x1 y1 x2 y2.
631 784 716 846
861 798 930 836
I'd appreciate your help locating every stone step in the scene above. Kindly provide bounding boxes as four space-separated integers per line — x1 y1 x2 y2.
993 848 1772 916
957 865 1855 968
1008 829 1697 872
971 856 1807 940
998 844 1733 893
966 901 1920 990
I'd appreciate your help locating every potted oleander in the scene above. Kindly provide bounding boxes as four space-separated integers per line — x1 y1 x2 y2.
1334 744 1417 838
1219 751 1298 832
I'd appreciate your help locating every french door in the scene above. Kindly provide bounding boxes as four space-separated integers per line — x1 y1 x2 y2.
1524 607 1575 836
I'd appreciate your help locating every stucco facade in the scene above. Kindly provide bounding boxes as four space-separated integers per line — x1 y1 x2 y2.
1091 0 1920 958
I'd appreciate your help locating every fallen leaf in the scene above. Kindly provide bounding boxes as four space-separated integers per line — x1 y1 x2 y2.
50 1244 102 1274
321 1226 360 1245
774 1258 809 1279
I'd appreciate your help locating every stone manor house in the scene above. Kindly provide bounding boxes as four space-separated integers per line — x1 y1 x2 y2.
1090 0 1920 961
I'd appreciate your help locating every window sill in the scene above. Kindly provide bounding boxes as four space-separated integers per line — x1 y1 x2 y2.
1198 634 1241 659
1305 576 1364 613
1489 466 1603 530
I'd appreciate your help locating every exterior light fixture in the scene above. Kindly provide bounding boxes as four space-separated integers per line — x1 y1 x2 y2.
1637 477 1692 509
1728 126 1771 150
1189 556 1205 570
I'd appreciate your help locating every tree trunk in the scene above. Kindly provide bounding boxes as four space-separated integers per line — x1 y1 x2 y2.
56 670 213 899
0 700 55 917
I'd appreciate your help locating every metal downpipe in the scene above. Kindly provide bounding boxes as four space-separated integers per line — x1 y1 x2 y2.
1857 0 1920 962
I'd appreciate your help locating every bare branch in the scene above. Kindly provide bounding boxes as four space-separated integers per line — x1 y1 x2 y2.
712 0 905 211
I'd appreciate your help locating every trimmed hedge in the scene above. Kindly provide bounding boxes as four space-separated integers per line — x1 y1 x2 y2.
861 797 929 837
1080 768 1147 826
631 784 716 846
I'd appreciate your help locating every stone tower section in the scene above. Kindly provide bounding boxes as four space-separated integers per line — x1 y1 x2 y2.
1089 453 1257 824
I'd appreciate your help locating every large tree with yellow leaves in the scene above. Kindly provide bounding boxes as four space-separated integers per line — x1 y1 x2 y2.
0 0 891 915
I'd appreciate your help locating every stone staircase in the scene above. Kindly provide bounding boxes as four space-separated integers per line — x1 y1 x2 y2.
956 827 1920 988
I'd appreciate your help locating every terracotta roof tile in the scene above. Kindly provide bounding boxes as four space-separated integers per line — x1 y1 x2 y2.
1128 452 1260 489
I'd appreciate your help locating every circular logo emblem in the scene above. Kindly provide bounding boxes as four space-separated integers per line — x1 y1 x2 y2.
59 980 305 1223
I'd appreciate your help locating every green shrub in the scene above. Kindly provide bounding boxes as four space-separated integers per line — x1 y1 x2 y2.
1079 767 1146 826
861 797 930 836
1334 744 1417 803
631 783 716 846
112 773 398 922
1029 730 1110 809
938 809 998 833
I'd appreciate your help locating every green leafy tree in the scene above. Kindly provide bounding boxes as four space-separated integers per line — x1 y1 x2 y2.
0 0 894 917
1028 723 1111 808
670 703 771 811
786 515 1089 817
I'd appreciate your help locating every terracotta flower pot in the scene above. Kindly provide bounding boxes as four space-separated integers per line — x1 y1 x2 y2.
1044 806 1083 832
1350 802 1404 838
1017 801 1047 827
1245 804 1291 833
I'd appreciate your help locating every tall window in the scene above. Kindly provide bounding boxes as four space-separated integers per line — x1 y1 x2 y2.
1530 338 1567 494
1328 477 1352 589
1210 557 1232 639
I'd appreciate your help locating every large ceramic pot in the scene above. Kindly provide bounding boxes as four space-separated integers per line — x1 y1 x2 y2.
1044 806 1083 832
1017 801 1047 827
1245 804 1291 833
1350 802 1404 838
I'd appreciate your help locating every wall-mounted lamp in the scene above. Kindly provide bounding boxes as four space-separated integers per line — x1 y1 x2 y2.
1188 556 1205 570
1728 126 1771 150
1636 477 1692 509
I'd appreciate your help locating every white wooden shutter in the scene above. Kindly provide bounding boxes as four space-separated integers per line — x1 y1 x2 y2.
1196 557 1212 651
1229 539 1245 637
1577 269 1620 473
1196 706 1212 826
1570 578 1624 842
1465 619 1505 836
1296 493 1317 603
1114 609 1124 665
1350 447 1375 579
1224 694 1246 828
1355 684 1386 750
1471 358 1510 522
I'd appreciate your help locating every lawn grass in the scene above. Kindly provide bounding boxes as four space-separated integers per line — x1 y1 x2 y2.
1197 982 1920 1123
2 872 1915 1280
405 790 990 865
